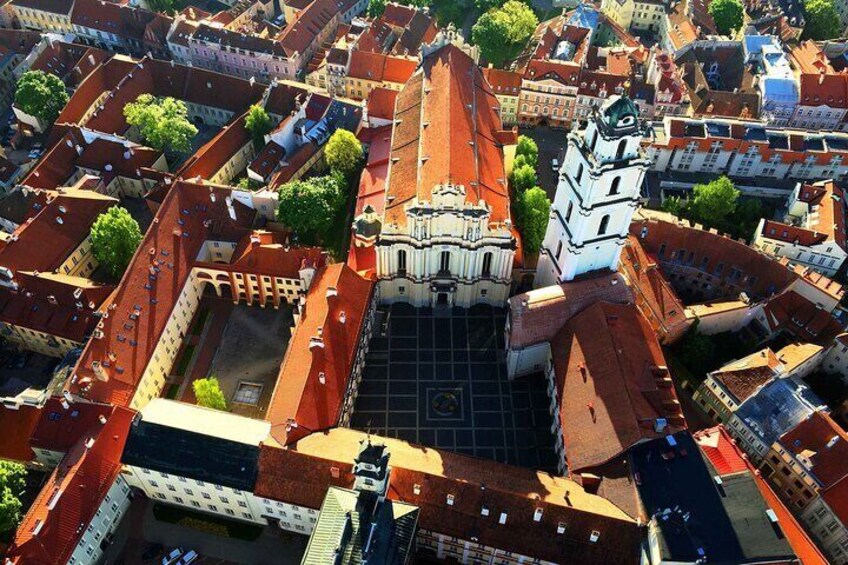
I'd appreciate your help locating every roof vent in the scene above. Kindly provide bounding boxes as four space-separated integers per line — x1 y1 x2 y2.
498 512 507 525
533 508 543 522
590 530 600 543
318 372 326 384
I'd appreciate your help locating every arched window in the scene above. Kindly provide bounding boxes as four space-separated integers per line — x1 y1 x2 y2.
565 201 574 223
575 163 583 184
482 252 493 277
598 215 610 235
397 249 407 274
615 139 627 160
609 176 620 196
439 251 451 274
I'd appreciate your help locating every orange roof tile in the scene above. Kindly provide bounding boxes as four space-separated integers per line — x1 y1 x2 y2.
695 426 829 565
5 406 134 565
0 405 41 463
384 44 511 228
266 263 375 445
552 302 687 475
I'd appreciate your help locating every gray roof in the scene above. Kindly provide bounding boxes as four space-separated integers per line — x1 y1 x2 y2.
736 378 823 447
302 487 419 565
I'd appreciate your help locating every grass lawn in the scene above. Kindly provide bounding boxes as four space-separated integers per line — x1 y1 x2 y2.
173 344 196 377
153 504 263 541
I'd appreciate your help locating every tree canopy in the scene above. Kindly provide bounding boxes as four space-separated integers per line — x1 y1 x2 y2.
245 104 273 149
14 70 69 125
0 461 26 534
510 163 537 194
193 376 227 411
90 207 143 278
803 0 841 39
124 94 198 154
518 187 550 255
324 129 363 177
146 0 181 13
277 174 346 242
368 0 387 17
708 0 744 35
515 135 538 168
688 176 740 227
472 1 538 68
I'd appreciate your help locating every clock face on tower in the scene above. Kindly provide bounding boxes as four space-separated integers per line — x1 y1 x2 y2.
535 95 650 288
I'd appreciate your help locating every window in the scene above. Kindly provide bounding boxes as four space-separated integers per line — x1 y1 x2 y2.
439 251 451 274
575 163 583 184
609 176 620 196
397 249 407 275
616 139 627 160
555 241 563 261
482 252 493 277
598 215 610 235
565 201 573 223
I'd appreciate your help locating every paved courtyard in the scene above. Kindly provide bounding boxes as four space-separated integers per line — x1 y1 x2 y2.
351 303 558 472
197 302 293 419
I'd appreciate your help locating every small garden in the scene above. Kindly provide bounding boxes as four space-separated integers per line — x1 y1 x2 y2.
153 504 263 541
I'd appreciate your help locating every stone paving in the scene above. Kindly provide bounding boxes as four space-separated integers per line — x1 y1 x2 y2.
351 303 558 472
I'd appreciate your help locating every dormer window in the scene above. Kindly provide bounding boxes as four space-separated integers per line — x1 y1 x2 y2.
446 494 455 506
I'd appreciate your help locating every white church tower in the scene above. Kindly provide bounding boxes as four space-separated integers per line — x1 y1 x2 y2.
535 96 650 287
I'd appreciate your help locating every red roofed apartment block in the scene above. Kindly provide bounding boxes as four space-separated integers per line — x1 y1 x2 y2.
67 180 326 409
753 180 848 277
764 412 848 563
694 425 829 565
4 406 135 565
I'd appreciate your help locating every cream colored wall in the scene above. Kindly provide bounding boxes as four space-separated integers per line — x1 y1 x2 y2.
58 236 98 278
1 321 81 358
68 476 132 565
13 6 72 33
417 529 558 565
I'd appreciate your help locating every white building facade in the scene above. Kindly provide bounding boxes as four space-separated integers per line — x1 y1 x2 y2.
536 95 650 286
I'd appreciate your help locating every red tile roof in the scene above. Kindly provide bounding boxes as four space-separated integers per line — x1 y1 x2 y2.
780 411 848 490
762 290 843 343
266 263 375 446
551 302 686 474
798 73 848 109
482 67 522 95
67 181 310 406
695 426 829 565
385 44 511 228
507 272 633 350
0 404 41 463
257 428 642 565
710 348 782 403
619 236 691 344
5 406 134 565
29 398 114 454
347 50 417 84
365 87 397 121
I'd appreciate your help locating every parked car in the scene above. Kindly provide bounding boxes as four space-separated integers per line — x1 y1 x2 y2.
177 550 198 565
551 158 559 171
161 548 183 565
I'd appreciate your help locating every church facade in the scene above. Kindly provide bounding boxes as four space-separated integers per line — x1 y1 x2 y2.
535 96 650 287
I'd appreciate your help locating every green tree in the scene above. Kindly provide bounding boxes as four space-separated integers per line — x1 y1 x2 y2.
14 70 69 125
90 207 143 278
688 176 739 227
324 129 363 177
803 0 841 39
0 461 26 534
146 0 181 12
518 187 550 255
472 1 538 67
193 376 227 411
277 174 345 241
661 195 687 217
245 104 273 149
124 94 198 154
510 163 537 194
708 0 743 35
368 0 387 17
515 135 538 168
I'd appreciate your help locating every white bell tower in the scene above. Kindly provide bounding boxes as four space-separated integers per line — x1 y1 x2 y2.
535 96 650 287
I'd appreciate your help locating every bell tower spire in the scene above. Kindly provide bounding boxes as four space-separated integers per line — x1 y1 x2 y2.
535 95 650 287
